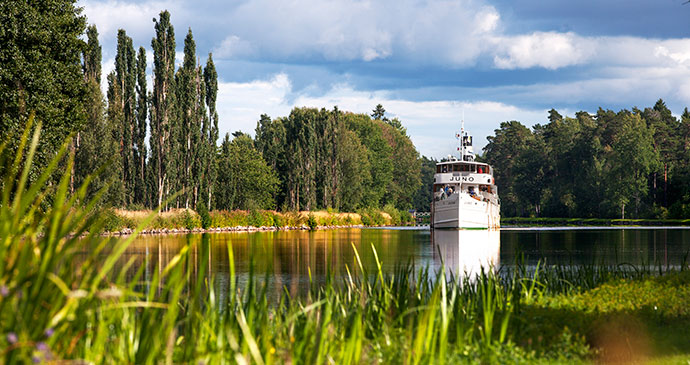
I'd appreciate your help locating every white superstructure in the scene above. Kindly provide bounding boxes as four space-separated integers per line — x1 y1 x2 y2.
431 122 500 229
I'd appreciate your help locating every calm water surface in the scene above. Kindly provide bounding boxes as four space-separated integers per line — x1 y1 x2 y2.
111 227 690 294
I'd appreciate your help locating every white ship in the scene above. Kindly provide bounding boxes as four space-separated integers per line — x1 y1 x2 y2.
431 122 500 229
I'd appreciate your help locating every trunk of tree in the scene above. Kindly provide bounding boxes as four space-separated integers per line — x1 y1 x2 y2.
664 163 668 207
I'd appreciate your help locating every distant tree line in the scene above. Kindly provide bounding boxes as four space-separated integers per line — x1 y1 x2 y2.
1 3 424 213
483 101 690 219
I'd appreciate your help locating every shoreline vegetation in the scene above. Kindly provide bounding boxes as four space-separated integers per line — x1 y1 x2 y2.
502 217 690 227
101 210 690 236
102 207 415 235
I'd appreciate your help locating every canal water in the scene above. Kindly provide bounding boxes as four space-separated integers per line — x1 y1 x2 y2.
112 227 690 295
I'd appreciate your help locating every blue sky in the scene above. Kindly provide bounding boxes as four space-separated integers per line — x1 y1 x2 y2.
79 0 690 158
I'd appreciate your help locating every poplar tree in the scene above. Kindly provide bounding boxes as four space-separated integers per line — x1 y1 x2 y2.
75 25 118 204
109 29 137 206
150 11 177 209
203 54 219 209
106 71 125 205
176 29 205 208
135 47 148 206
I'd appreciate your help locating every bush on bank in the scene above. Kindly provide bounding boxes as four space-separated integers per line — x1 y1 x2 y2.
99 207 414 232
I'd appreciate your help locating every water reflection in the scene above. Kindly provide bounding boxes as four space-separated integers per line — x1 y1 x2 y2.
431 229 500 278
99 227 690 297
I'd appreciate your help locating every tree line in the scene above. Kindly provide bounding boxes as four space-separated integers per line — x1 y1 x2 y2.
482 101 690 219
1 3 425 213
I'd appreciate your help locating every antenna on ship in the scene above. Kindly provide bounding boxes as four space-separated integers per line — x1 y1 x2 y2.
460 110 465 159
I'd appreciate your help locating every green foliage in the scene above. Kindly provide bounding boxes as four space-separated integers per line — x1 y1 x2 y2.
0 0 87 181
255 107 418 212
383 203 401 225
413 156 437 212
177 209 200 229
215 133 279 211
196 202 211 229
307 213 318 230
482 103 687 219
359 207 386 226
247 208 264 227
100 208 125 232
210 210 248 227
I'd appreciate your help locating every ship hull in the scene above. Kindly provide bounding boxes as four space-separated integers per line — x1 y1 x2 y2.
432 193 500 229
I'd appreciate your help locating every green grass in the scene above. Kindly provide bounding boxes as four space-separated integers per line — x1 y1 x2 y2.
2 121 690 364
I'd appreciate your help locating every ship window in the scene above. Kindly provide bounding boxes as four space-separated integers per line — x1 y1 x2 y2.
453 164 461 172
442 165 448 173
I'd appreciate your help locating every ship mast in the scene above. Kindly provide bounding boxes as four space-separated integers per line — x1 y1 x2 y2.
460 116 465 158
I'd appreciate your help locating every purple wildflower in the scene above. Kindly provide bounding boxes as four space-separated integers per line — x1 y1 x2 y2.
32 355 41 364
43 328 54 338
36 342 48 352
0 285 8 297
6 332 17 344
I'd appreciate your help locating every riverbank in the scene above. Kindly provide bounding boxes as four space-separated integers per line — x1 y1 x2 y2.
502 216 690 227
102 207 414 234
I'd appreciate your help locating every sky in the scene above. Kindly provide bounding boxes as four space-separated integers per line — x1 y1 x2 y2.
79 0 690 158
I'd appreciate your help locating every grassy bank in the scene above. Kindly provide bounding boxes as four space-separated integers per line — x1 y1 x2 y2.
102 205 414 233
502 216 690 227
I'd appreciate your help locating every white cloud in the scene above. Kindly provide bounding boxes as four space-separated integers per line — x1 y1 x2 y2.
216 74 293 136
211 0 500 65
493 32 595 70
79 0 178 42
213 35 256 59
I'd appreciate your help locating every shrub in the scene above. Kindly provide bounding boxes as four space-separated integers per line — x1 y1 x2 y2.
307 213 318 230
180 209 200 230
101 208 124 232
383 204 401 226
272 212 285 228
197 202 211 229
248 208 264 227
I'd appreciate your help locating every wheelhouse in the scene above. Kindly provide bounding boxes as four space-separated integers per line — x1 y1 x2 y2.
435 160 493 175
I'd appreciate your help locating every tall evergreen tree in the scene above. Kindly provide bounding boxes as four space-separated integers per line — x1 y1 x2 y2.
75 25 119 205
106 71 125 205
109 29 137 206
203 54 219 209
135 47 148 206
176 29 205 209
371 104 386 120
150 10 177 209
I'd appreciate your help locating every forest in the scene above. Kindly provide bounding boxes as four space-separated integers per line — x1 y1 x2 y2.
0 5 424 215
482 103 690 219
